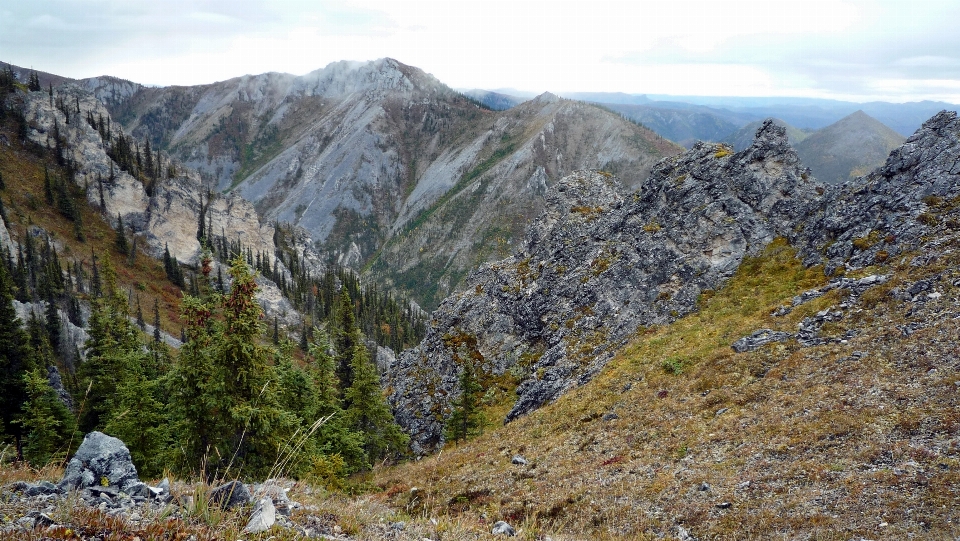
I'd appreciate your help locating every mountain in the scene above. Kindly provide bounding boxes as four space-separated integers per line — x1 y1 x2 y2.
597 102 745 147
375 111 960 537
81 59 680 308
459 88 526 110
647 94 960 135
390 120 821 453
795 110 906 184
722 117 812 151
559 92 652 106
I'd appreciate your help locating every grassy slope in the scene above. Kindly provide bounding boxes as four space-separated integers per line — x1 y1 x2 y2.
4 236 960 539
367 238 960 539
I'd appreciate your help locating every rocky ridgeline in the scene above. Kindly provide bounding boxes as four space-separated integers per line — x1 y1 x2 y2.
390 111 960 454
389 120 823 454
795 110 960 273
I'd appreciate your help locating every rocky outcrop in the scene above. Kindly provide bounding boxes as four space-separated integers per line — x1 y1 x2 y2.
19 85 294 321
796 110 960 273
391 111 960 454
58 431 143 494
25 87 275 265
389 120 821 454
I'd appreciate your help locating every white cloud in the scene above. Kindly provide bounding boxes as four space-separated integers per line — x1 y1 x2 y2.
2 0 959 101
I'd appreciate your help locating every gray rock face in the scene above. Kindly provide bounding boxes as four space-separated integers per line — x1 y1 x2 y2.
58 431 140 493
244 496 277 533
85 59 678 309
391 110 960 455
796 110 960 274
389 120 821 454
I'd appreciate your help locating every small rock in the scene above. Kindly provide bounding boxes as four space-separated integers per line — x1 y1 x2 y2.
244 496 276 534
676 525 694 541
698 482 710 491
492 520 516 536
715 407 729 416
209 480 250 509
511 455 528 465
602 412 619 421
732 329 793 353
716 501 732 509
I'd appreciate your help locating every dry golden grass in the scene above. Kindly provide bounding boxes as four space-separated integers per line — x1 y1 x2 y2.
366 238 960 539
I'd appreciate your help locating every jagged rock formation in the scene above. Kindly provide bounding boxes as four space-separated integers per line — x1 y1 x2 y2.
391 110 960 454
82 59 679 308
796 110 960 271
389 120 821 453
722 117 810 151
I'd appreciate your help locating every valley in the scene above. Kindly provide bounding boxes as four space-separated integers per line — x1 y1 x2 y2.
1 58 960 540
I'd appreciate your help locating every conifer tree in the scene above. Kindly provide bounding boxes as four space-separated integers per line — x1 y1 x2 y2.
343 342 408 462
27 71 41 92
334 292 361 394
19 367 75 467
153 298 161 344
0 257 32 456
444 360 484 444
114 214 128 255
77 256 141 432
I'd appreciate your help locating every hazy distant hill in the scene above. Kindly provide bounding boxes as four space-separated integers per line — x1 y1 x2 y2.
647 94 959 136
795 110 905 184
597 102 744 147
460 89 526 110
723 118 812 151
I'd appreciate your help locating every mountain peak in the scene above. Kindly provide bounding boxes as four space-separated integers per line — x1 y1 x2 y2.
532 91 561 104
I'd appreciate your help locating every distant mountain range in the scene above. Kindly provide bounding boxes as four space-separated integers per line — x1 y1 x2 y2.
465 87 944 184
54 59 678 308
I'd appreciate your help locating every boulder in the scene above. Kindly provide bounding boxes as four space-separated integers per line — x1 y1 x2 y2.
58 432 140 494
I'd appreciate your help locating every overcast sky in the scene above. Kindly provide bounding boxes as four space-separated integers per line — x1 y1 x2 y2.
3 0 960 103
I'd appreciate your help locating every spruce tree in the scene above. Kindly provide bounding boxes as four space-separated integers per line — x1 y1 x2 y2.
334 292 361 393
444 360 484 444
114 214 128 255
0 257 32 456
343 342 408 462
19 367 75 467
77 256 141 432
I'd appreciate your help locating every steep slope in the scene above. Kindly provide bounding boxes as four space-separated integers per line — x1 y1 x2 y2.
82 60 679 308
795 110 906 184
722 117 811 151
389 121 821 453
372 111 960 538
369 95 679 308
